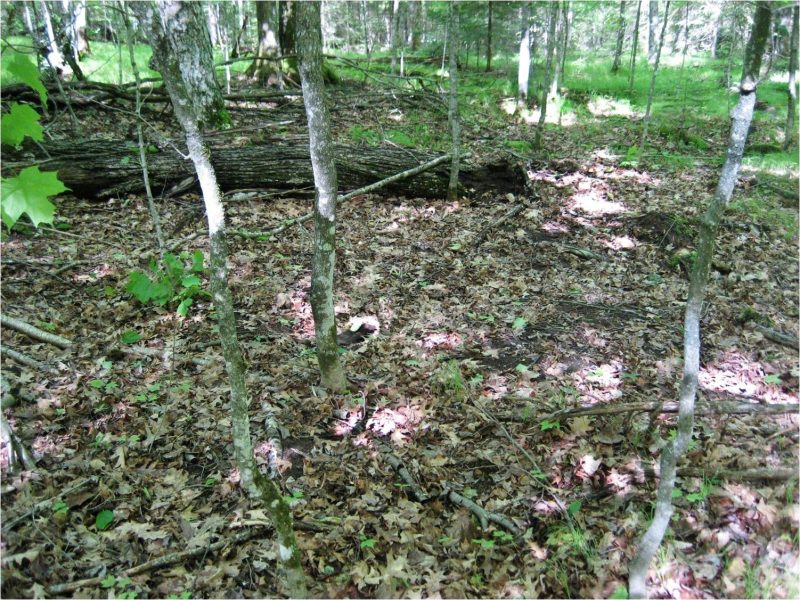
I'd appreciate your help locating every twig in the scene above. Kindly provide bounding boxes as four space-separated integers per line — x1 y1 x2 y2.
2 477 97 532
639 463 797 482
443 485 522 535
1 314 73 349
537 400 799 421
230 152 461 240
471 203 525 249
0 411 36 472
47 526 267 595
375 439 430 502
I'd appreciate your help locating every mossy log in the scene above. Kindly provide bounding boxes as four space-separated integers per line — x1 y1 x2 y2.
2 139 523 200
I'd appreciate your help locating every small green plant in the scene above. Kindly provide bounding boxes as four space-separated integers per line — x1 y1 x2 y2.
93 433 112 449
359 535 377 549
347 124 380 145
763 374 782 385
125 251 207 315
492 530 514 543
283 489 304 506
167 592 192 600
469 573 484 587
511 316 528 331
610 585 628 599
685 477 718 503
434 360 465 401
101 575 137 599
95 509 115 531
471 538 495 550
540 419 561 432
203 476 218 488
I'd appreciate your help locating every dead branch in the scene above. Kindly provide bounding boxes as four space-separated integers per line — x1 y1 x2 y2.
375 439 430 502
1 314 73 349
0 346 54 373
539 400 799 421
640 464 797 482
0 412 36 472
47 526 267 595
2 477 97 533
751 323 799 349
443 485 522 535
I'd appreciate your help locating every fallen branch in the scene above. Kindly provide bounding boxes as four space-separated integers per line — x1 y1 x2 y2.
230 152 462 240
0 346 54 373
751 323 799 349
0 412 36 472
1 314 73 349
639 463 797 482
471 203 525 249
2 477 97 533
48 526 267 595
375 439 430 502
540 400 798 421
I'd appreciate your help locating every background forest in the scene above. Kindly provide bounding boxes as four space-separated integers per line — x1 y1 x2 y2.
0 0 798 598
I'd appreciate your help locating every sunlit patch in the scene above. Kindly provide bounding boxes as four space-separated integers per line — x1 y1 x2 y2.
333 407 363 437
419 331 463 350
541 221 569 235
445 201 461 214
367 403 426 444
603 235 639 250
253 440 290 473
388 108 404 122
501 97 517 115
571 188 626 216
32 432 71 460
572 360 623 403
699 350 799 404
578 326 608 349
587 96 641 118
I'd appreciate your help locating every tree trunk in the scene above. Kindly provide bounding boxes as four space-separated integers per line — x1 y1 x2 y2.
73 0 89 57
647 0 658 64
611 0 627 73
39 0 67 75
485 1 492 72
246 0 280 84
138 1 308 596
627 5 771 598
278 0 297 78
628 0 642 95
534 1 559 149
5 138 486 199
784 4 798 150
297 0 348 392
390 0 401 75
517 2 531 106
640 1 670 147
557 1 570 91
447 0 460 202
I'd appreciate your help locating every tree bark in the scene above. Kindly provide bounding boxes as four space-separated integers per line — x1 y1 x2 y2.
139 2 308 596
517 2 531 106
784 4 798 150
447 1 461 202
246 0 280 84
627 5 772 598
297 0 348 393
390 0 401 75
647 0 658 64
485 1 492 72
612 0 627 73
534 1 559 149
628 0 642 95
4 138 492 199
640 1 671 147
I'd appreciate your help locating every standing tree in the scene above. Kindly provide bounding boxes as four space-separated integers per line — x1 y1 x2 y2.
640 1 671 148
628 0 643 95
534 0 560 149
611 0 627 73
485 1 492 72
246 0 280 84
647 0 659 64
447 0 461 201
135 2 308 595
390 0 401 74
627 4 772 598
297 0 349 392
517 2 531 107
784 3 798 150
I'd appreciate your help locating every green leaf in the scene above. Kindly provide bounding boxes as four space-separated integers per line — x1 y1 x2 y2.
359 536 376 549
763 374 782 385
176 297 193 317
95 509 114 530
6 53 47 105
511 317 528 331
120 330 142 345
89 379 105 389
191 250 205 272
567 500 582 516
180 275 201 289
125 272 154 303
1 166 66 229
610 585 629 599
100 575 117 589
1 103 43 147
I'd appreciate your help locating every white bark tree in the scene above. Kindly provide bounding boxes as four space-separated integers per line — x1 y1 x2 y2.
136 2 307 595
447 0 461 201
517 2 531 107
628 4 772 597
640 1 671 148
297 0 349 392
784 4 798 150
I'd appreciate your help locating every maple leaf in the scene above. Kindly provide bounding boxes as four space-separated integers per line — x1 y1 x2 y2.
1 166 67 228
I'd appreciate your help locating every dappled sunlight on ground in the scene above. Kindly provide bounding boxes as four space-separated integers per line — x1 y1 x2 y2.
587 96 642 118
699 349 798 404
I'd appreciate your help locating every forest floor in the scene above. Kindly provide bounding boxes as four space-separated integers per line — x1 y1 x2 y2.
1 71 799 599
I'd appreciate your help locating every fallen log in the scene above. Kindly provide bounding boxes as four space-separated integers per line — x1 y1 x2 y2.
3 138 522 200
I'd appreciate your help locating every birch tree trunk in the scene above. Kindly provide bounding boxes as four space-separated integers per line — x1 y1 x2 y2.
640 1 671 148
647 0 658 64
534 1 559 149
297 0 349 392
138 2 308 595
628 0 642 96
447 0 460 202
627 5 771 598
390 0 401 75
784 4 798 150
517 2 531 107
612 0 627 73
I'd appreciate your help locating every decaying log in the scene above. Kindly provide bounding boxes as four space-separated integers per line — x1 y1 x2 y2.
1 314 73 349
3 138 521 200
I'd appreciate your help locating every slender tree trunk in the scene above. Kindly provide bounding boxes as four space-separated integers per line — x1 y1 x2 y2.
534 1 559 148
485 1 492 72
711 5 724 59
447 0 460 201
40 0 67 74
647 0 658 64
121 1 164 258
246 0 280 84
628 0 642 96
612 0 627 73
678 2 690 130
137 2 308 595
627 5 771 598
784 4 798 150
557 1 570 90
517 2 531 106
390 0 401 74
640 1 671 148
297 0 349 393
73 0 89 56
724 16 738 90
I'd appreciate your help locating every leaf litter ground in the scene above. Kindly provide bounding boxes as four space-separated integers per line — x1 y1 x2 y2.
1 84 798 599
